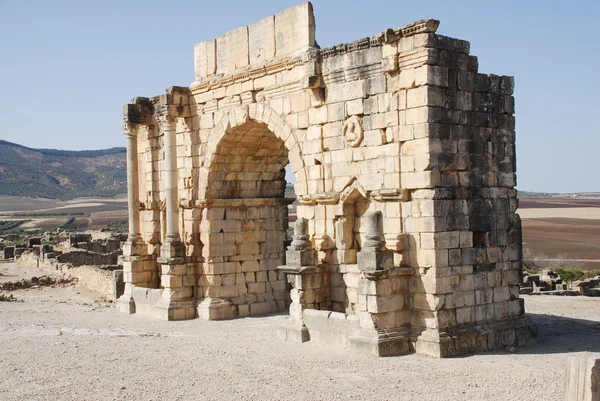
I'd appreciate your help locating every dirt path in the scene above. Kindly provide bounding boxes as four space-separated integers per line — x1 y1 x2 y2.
1 262 600 400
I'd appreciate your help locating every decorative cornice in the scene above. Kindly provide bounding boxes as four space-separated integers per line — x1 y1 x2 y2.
190 56 308 94
370 189 409 202
400 19 440 37
314 192 340 205
319 19 439 60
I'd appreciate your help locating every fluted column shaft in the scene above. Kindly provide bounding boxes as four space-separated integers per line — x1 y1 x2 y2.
161 115 180 244
124 123 141 243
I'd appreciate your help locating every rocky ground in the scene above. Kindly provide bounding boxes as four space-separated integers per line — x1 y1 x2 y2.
1 262 600 401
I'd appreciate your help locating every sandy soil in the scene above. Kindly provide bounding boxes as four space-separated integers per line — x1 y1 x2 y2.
1 263 600 401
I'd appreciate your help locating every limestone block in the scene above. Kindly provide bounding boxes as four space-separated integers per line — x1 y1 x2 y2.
254 74 277 89
456 306 473 324
401 171 440 189
248 15 275 64
346 99 364 116
277 319 310 342
367 294 404 313
274 2 316 56
348 329 410 357
250 301 278 316
248 282 266 294
357 250 393 276
309 106 328 124
285 249 317 267
364 76 387 96
564 356 600 401
197 299 234 320
327 102 345 122
290 91 311 113
326 81 366 103
194 39 217 81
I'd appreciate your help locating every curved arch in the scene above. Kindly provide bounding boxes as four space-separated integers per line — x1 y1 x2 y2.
201 104 307 189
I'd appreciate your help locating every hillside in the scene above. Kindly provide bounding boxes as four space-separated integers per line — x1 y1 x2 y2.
0 140 126 199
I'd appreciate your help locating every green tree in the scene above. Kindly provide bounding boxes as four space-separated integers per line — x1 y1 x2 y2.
556 268 584 289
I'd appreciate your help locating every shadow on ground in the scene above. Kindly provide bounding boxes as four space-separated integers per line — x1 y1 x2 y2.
494 313 600 356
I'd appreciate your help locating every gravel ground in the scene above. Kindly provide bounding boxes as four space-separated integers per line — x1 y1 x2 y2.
1 262 600 401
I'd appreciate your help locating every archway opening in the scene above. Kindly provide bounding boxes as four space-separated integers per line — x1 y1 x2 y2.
200 120 294 317
206 121 288 199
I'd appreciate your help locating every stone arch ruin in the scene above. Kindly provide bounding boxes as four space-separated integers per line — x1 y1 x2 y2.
119 2 537 357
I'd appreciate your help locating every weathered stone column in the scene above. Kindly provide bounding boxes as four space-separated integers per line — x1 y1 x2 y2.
357 211 392 279
277 218 325 342
124 123 143 246
160 114 185 258
153 114 195 320
117 123 150 314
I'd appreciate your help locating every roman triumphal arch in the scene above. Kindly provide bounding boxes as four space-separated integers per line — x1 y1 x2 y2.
118 2 537 357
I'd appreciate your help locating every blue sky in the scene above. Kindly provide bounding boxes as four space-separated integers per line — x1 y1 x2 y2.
1 0 598 193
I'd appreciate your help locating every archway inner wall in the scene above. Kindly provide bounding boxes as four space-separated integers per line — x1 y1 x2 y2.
197 121 291 318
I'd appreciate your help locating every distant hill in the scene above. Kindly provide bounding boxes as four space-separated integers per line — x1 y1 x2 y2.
0 140 126 199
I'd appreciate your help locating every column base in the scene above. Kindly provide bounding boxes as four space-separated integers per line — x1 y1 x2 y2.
348 329 411 357
152 298 197 321
160 239 186 259
116 295 136 314
122 238 147 257
197 298 234 320
277 318 310 343
413 315 539 358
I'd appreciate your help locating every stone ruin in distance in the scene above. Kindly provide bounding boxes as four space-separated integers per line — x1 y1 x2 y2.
119 2 537 357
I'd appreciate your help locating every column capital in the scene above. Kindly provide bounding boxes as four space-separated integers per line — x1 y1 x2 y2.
157 114 178 127
123 122 140 138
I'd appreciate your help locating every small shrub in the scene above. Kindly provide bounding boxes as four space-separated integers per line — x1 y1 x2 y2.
583 270 600 279
0 293 21 302
556 268 584 288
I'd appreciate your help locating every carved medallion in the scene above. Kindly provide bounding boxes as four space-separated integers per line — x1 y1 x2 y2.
343 116 364 147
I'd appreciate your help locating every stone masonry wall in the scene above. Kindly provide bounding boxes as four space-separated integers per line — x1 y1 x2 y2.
121 3 535 357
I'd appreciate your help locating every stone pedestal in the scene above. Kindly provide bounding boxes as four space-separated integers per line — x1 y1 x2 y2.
197 298 234 320
160 238 186 259
357 211 393 279
278 253 321 343
117 238 150 314
277 218 323 343
154 253 196 321
152 298 197 321
116 294 137 314
349 328 410 357
351 212 410 356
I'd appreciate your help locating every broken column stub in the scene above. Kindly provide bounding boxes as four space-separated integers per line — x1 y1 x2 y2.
277 218 321 343
357 212 393 280
286 217 317 268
